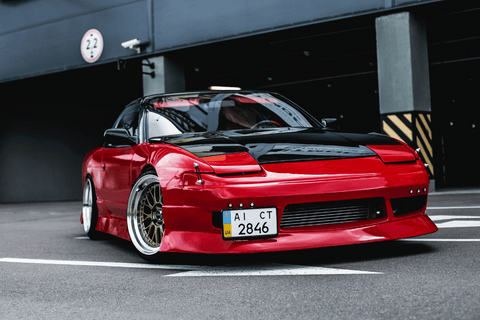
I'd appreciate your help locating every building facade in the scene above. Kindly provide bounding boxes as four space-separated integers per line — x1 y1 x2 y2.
1 0 479 202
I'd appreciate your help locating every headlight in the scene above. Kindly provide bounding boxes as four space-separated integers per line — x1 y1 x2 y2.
366 144 417 164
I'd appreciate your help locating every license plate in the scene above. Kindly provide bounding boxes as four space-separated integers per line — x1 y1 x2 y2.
222 207 277 240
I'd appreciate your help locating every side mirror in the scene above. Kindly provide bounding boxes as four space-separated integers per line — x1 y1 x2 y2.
103 128 137 147
321 118 339 129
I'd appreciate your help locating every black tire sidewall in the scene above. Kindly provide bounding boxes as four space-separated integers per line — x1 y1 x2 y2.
85 177 103 240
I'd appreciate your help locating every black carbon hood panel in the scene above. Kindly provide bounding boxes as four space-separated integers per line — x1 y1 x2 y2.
150 128 399 164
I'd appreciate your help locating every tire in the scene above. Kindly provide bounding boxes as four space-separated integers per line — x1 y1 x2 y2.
127 170 164 261
82 177 103 240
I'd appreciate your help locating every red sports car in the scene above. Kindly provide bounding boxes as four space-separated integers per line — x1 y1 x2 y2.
81 91 437 261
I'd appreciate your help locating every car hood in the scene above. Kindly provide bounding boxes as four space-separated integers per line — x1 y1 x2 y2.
150 128 408 175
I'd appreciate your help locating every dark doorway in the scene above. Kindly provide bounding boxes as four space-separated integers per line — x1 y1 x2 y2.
430 61 480 188
0 62 142 203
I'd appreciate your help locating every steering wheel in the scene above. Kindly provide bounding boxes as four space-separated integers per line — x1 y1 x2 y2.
250 120 282 129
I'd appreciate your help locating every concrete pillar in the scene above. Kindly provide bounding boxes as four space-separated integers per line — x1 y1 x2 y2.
142 55 185 96
376 12 434 178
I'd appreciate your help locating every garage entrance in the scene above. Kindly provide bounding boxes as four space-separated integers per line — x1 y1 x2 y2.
430 61 480 188
182 15 381 134
0 62 142 203
428 6 480 188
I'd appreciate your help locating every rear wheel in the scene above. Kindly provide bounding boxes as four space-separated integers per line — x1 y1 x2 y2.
127 171 164 261
82 177 102 240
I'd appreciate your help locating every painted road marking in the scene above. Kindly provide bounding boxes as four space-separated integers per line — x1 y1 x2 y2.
0 258 381 276
400 239 480 242
428 206 480 210
165 263 382 277
429 215 480 221
0 258 200 270
430 190 480 196
427 215 480 228
435 220 480 228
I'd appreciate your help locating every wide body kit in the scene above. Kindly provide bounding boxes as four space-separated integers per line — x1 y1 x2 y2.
81 91 437 257
83 130 436 254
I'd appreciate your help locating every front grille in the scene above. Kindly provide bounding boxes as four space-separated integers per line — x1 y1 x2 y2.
280 198 384 229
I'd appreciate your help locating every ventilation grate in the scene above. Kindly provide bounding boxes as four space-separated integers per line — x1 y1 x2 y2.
281 198 384 229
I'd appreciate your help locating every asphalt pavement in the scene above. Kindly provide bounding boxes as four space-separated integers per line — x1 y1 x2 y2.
0 190 479 319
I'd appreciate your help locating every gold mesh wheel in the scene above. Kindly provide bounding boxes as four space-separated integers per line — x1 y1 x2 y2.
137 182 164 248
127 172 164 258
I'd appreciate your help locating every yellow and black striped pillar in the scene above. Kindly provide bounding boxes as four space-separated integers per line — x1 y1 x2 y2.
381 112 434 177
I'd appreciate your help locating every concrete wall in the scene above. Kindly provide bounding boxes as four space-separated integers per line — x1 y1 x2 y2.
376 12 431 114
0 0 444 83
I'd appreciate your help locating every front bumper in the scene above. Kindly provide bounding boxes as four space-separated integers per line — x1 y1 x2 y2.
158 157 438 253
160 213 436 253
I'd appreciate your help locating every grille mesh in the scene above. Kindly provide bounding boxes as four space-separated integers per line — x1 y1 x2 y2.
281 198 382 229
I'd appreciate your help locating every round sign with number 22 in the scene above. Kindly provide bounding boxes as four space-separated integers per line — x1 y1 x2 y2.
81 29 103 63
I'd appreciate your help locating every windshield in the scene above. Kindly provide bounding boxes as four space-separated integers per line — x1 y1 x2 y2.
145 92 317 138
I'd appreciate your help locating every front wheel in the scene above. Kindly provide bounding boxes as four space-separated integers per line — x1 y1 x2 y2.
127 171 164 261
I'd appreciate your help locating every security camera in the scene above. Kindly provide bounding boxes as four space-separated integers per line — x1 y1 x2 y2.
121 38 143 53
121 39 141 49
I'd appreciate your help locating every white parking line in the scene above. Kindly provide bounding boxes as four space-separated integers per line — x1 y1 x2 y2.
0 258 200 270
430 190 480 195
426 215 480 228
165 263 382 277
399 239 480 242
428 206 480 210
0 258 382 276
428 215 480 221
436 220 480 228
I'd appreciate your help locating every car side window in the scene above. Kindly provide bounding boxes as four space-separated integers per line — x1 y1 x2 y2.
114 100 140 137
147 110 183 138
